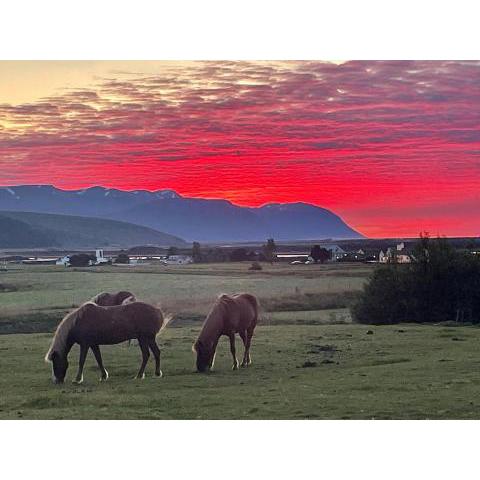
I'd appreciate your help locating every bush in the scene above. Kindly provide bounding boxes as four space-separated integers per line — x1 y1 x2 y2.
230 248 249 262
115 253 130 264
68 253 96 267
249 261 262 271
352 236 480 324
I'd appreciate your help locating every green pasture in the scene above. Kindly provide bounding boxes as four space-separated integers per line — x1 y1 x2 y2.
1 262 479 419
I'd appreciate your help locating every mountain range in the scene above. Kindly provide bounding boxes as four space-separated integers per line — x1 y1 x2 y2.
0 185 363 243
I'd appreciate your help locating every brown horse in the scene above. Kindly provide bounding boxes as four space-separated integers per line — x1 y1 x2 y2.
45 301 170 384
193 293 258 372
91 290 136 306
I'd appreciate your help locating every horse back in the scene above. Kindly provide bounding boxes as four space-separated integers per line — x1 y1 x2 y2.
225 294 258 333
70 302 163 345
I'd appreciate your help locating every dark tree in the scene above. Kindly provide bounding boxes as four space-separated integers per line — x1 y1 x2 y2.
115 253 130 264
310 245 331 263
68 253 96 267
230 248 249 262
262 238 277 264
167 246 179 257
192 242 202 262
204 248 228 263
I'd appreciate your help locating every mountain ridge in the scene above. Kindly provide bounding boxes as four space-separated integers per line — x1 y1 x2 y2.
0 185 364 243
0 210 187 249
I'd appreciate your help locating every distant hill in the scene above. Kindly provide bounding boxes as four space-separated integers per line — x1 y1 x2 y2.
0 211 187 249
0 185 364 243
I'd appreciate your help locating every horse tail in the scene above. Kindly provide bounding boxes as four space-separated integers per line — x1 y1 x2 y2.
155 303 173 337
160 313 173 333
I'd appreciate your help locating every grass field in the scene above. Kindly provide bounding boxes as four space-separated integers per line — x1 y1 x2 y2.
0 262 367 333
1 262 479 419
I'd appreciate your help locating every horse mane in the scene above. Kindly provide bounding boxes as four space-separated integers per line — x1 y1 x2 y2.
194 294 232 350
121 294 136 305
117 291 136 304
45 302 94 361
90 291 107 304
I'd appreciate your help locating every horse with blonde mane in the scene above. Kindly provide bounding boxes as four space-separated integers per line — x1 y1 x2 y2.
45 301 170 384
91 290 136 306
193 293 258 372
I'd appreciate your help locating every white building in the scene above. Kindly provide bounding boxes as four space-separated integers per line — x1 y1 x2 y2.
95 249 110 265
56 255 70 266
379 243 413 264
163 255 193 265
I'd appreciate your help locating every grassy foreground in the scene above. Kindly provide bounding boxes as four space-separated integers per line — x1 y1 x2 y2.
2 322 480 419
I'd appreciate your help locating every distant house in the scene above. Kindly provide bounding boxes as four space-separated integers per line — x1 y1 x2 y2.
56 255 70 266
163 254 193 265
379 243 413 264
55 249 110 267
321 244 346 261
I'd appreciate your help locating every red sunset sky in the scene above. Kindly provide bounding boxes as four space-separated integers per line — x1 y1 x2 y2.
0 60 479 238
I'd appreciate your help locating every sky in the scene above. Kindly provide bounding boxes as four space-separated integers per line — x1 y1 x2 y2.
0 60 479 238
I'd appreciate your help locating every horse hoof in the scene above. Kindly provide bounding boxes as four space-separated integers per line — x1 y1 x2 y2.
232 365 239 371
72 377 83 385
155 370 163 378
134 374 145 380
100 370 109 382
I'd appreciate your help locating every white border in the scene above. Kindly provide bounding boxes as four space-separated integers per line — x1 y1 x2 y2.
1 0 480 59
1 420 479 480
1 1 480 479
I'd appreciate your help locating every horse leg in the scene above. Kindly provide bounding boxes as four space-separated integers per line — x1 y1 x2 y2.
209 337 219 370
135 337 150 379
147 337 162 377
229 333 239 370
244 327 254 366
73 344 88 384
239 330 249 367
91 345 109 381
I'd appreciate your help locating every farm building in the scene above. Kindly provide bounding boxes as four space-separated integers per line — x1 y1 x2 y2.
94 249 110 265
379 243 413 264
326 244 347 261
22 257 57 265
56 255 70 266
277 244 346 263
55 249 111 267
162 254 193 265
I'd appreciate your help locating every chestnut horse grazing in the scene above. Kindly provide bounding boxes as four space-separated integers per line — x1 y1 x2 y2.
45 301 170 384
193 293 258 372
91 290 136 306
